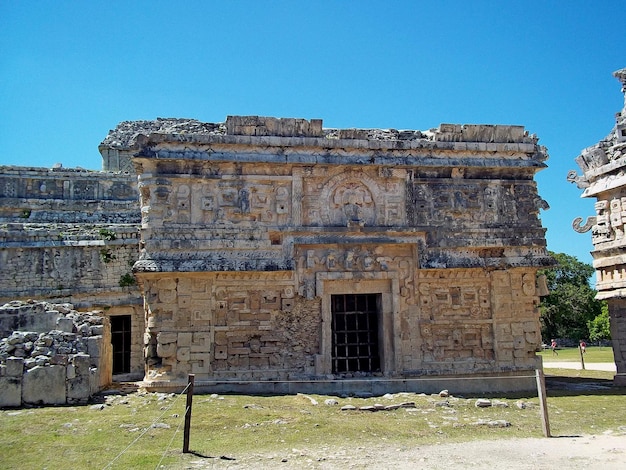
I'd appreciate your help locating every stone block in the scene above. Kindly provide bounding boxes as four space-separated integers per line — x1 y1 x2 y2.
86 336 103 358
5 357 24 377
22 365 66 405
511 323 524 336
56 317 75 333
157 331 178 344
67 375 91 401
513 336 525 349
90 325 104 336
178 332 192 347
499 349 513 361
0 376 22 407
214 345 227 360
191 332 211 352
72 353 91 376
157 342 177 358
176 347 190 362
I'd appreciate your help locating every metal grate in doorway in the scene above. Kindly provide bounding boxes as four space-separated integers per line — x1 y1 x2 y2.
331 293 381 374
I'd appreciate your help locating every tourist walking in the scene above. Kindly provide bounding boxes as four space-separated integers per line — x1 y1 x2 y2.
551 339 558 356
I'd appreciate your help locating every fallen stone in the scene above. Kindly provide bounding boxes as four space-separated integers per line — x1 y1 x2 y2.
340 404 357 411
475 398 492 408
22 365 66 405
492 400 509 408
359 405 379 412
384 401 416 410
151 422 170 429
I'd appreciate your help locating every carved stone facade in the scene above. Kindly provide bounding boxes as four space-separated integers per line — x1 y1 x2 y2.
99 115 554 393
570 67 626 386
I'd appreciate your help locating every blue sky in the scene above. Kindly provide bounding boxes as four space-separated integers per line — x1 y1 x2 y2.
1 1 625 265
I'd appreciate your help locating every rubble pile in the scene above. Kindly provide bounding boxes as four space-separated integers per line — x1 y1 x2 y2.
0 300 111 407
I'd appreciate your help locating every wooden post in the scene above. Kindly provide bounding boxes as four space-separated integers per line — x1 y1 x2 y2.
183 374 195 453
535 369 551 437
579 344 586 370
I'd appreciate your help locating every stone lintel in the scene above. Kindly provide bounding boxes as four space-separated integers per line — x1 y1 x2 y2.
138 147 545 170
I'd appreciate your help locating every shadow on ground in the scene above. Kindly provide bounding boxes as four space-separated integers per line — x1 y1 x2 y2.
545 375 623 395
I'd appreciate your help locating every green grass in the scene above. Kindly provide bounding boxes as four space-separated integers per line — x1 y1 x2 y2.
537 346 615 363
544 368 615 380
1 383 625 469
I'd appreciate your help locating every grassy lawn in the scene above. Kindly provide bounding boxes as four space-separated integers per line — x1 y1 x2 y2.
537 346 614 363
1 379 625 469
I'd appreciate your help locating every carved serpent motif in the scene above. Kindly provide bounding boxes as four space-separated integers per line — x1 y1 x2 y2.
572 216 597 233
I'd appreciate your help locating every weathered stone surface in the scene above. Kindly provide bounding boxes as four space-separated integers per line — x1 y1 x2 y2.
22 365 66 405
66 375 91 403
0 302 111 406
56 317 75 333
111 115 552 392
5 356 24 376
0 376 21 407
570 67 626 383
1 113 553 395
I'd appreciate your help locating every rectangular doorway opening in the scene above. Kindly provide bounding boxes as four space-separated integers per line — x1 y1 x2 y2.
331 293 381 374
111 315 131 375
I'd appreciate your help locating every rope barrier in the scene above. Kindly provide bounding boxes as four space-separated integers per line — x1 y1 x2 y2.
154 405 189 470
102 382 191 470
102 369 548 467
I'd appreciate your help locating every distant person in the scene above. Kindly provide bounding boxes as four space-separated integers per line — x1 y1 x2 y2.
551 339 558 356
580 340 587 353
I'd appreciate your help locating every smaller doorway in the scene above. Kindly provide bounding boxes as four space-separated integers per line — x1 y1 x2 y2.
111 315 131 375
331 293 381 374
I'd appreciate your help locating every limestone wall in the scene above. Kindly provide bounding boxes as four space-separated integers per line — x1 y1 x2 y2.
108 115 552 391
0 301 111 407
0 165 145 377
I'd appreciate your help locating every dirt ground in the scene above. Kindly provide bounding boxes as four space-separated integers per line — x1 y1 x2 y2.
179 433 626 469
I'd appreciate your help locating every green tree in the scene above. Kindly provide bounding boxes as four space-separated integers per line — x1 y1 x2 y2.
588 303 611 343
539 251 602 341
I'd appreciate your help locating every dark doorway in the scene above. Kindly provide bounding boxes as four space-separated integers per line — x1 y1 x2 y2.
331 293 381 374
111 315 131 375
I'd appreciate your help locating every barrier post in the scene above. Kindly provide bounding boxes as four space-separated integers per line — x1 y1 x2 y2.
183 374 195 453
579 344 586 370
535 369 551 437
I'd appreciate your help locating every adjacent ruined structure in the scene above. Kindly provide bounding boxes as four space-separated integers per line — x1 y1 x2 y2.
0 165 144 381
570 67 626 386
1 115 553 395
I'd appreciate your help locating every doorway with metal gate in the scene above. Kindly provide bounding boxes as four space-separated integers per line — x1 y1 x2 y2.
111 315 131 375
331 293 381 374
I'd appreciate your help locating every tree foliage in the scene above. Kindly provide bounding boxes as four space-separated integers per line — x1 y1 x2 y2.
538 251 603 341
588 303 611 342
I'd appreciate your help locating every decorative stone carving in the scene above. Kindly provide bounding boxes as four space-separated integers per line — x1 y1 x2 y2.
0 112 554 394
570 67 626 386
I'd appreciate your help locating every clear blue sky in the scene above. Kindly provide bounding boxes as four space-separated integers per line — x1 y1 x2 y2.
1 1 625 265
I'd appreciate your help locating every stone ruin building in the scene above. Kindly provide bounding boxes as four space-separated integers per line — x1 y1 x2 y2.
0 301 111 407
1 114 554 397
570 67 626 386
